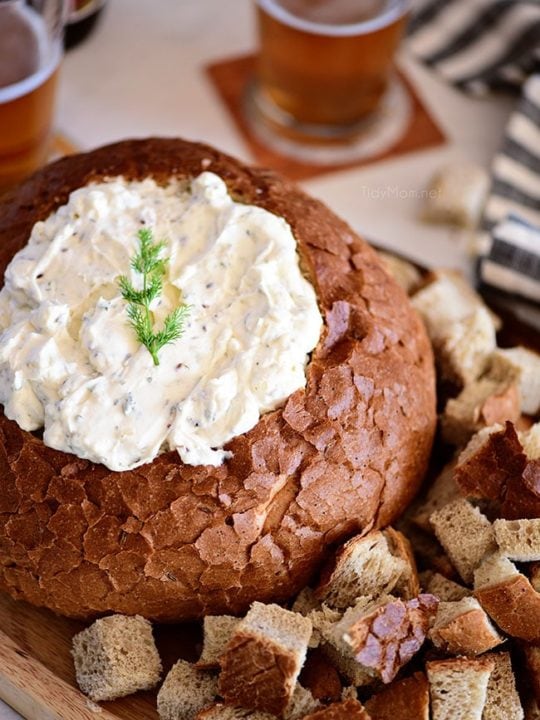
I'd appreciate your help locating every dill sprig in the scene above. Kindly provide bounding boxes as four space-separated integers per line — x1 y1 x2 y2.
118 228 189 366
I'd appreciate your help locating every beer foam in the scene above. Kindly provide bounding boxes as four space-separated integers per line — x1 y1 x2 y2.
258 0 408 36
0 4 61 104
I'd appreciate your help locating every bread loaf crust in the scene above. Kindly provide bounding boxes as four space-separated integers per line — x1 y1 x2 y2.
0 138 436 621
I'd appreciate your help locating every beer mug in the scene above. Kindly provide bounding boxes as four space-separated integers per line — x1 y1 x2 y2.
0 0 65 191
248 0 411 162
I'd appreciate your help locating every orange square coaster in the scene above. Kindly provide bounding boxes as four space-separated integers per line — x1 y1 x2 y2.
205 53 447 181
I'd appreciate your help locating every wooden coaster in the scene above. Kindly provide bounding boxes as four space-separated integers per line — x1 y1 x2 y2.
205 53 447 181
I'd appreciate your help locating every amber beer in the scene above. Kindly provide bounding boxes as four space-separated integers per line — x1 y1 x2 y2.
0 1 63 191
255 0 409 136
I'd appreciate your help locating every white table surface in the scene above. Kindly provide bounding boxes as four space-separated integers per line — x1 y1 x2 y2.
0 1 516 717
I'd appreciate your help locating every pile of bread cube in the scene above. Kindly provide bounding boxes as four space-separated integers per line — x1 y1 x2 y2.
70 262 540 719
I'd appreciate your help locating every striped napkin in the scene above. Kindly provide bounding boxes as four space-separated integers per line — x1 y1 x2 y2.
408 0 540 306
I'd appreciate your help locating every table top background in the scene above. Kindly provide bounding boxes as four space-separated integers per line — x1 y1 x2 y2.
0 0 516 717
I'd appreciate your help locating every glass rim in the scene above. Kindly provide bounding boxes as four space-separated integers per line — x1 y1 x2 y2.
256 0 410 37
0 0 63 102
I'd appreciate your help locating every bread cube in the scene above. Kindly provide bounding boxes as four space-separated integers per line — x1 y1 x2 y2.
483 652 524 720
429 597 503 655
426 656 494 720
441 376 520 447
412 270 498 385
314 529 415 609
474 554 540 643
218 602 312 715
157 659 217 720
71 614 162 702
494 518 540 561
422 162 490 229
331 594 438 684
430 499 496 584
454 422 525 501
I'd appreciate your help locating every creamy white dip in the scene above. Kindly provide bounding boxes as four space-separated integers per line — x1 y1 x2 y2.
0 172 322 470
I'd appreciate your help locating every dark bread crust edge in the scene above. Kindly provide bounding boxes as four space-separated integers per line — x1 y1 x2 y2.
0 138 436 621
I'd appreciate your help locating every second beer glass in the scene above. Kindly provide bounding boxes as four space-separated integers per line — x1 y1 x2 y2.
0 0 64 191
248 0 410 160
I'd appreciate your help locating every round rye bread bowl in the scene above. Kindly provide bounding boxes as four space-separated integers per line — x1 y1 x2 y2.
0 138 436 621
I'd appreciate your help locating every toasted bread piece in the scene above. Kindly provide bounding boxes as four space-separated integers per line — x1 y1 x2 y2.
411 462 459 533
483 652 524 720
412 270 500 387
430 499 496 584
454 422 540 518
454 422 526 501
419 571 470 601
157 660 217 720
377 251 422 295
474 554 540 643
421 163 490 229
72 614 162 702
314 530 411 609
334 594 438 684
197 616 240 669
437 307 497 386
441 376 520 447
426 656 494 720
302 699 371 720
412 269 497 385
494 519 540 562
429 598 504 655
490 346 540 416
218 602 312 715
364 672 429 720
299 648 342 703
473 551 520 588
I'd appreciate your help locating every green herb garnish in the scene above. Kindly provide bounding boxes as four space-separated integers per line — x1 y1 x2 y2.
118 228 189 366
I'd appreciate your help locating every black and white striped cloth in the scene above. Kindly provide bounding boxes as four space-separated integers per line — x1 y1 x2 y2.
408 0 540 306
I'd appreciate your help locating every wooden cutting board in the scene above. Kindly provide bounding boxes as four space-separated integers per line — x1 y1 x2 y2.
0 591 201 720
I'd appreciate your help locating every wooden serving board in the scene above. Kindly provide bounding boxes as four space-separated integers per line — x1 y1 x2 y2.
0 591 201 719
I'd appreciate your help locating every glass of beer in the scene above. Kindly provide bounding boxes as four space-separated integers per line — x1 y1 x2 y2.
247 0 411 163
0 0 65 191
